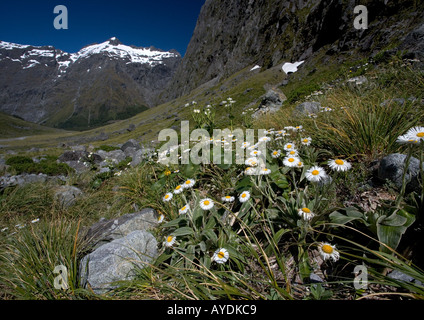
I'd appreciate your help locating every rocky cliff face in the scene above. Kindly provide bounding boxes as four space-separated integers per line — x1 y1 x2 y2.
0 38 181 130
164 0 424 100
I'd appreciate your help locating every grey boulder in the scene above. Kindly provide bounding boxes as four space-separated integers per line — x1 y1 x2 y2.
79 209 159 294
292 101 321 117
54 185 83 207
378 153 422 193
79 230 158 294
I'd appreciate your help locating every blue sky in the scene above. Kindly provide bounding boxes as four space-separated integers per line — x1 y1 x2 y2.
0 0 205 56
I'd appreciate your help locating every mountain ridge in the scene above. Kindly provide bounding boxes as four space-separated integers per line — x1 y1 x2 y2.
163 0 424 101
0 37 182 130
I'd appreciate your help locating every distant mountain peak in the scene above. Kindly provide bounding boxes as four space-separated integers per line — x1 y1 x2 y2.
108 37 122 45
0 38 182 129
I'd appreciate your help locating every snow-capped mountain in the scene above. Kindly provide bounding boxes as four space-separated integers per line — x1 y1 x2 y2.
0 37 181 130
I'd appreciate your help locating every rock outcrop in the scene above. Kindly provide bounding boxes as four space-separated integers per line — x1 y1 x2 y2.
164 0 424 100
79 208 159 294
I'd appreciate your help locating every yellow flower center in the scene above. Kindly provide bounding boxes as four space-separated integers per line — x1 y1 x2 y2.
322 244 333 254
217 251 225 259
312 170 320 175
335 159 344 165
273 151 278 155
181 206 186 211
225 196 231 199
297 162 303 166
165 194 170 199
287 144 292 149
167 236 174 242
185 180 191 185
203 200 210 206
241 193 247 198
289 151 296 155
417 132 424 138
302 208 310 213
303 139 308 143
288 158 295 162
175 185 181 190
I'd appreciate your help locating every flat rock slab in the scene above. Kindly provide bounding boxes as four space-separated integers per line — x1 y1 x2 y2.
79 229 158 294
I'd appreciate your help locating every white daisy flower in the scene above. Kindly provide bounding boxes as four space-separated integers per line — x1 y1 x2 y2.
301 137 312 145
239 191 251 202
241 141 251 149
275 130 286 136
296 161 304 168
396 134 418 144
173 184 184 194
163 192 173 202
244 167 257 175
158 214 165 223
283 142 296 151
271 150 281 158
221 195 235 203
305 166 327 182
164 235 177 247
318 242 340 262
328 159 352 172
406 126 424 142
183 179 195 189
245 157 259 167
259 167 271 175
31 218 40 224
259 136 271 143
199 198 214 210
293 125 303 132
179 204 190 215
250 150 262 157
286 150 299 157
212 248 229 264
298 207 315 221
283 156 301 168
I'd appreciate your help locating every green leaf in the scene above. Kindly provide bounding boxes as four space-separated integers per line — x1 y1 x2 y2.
162 217 188 229
182 162 200 178
298 246 312 281
172 227 195 237
376 209 415 253
201 228 218 243
235 176 253 192
329 207 368 226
